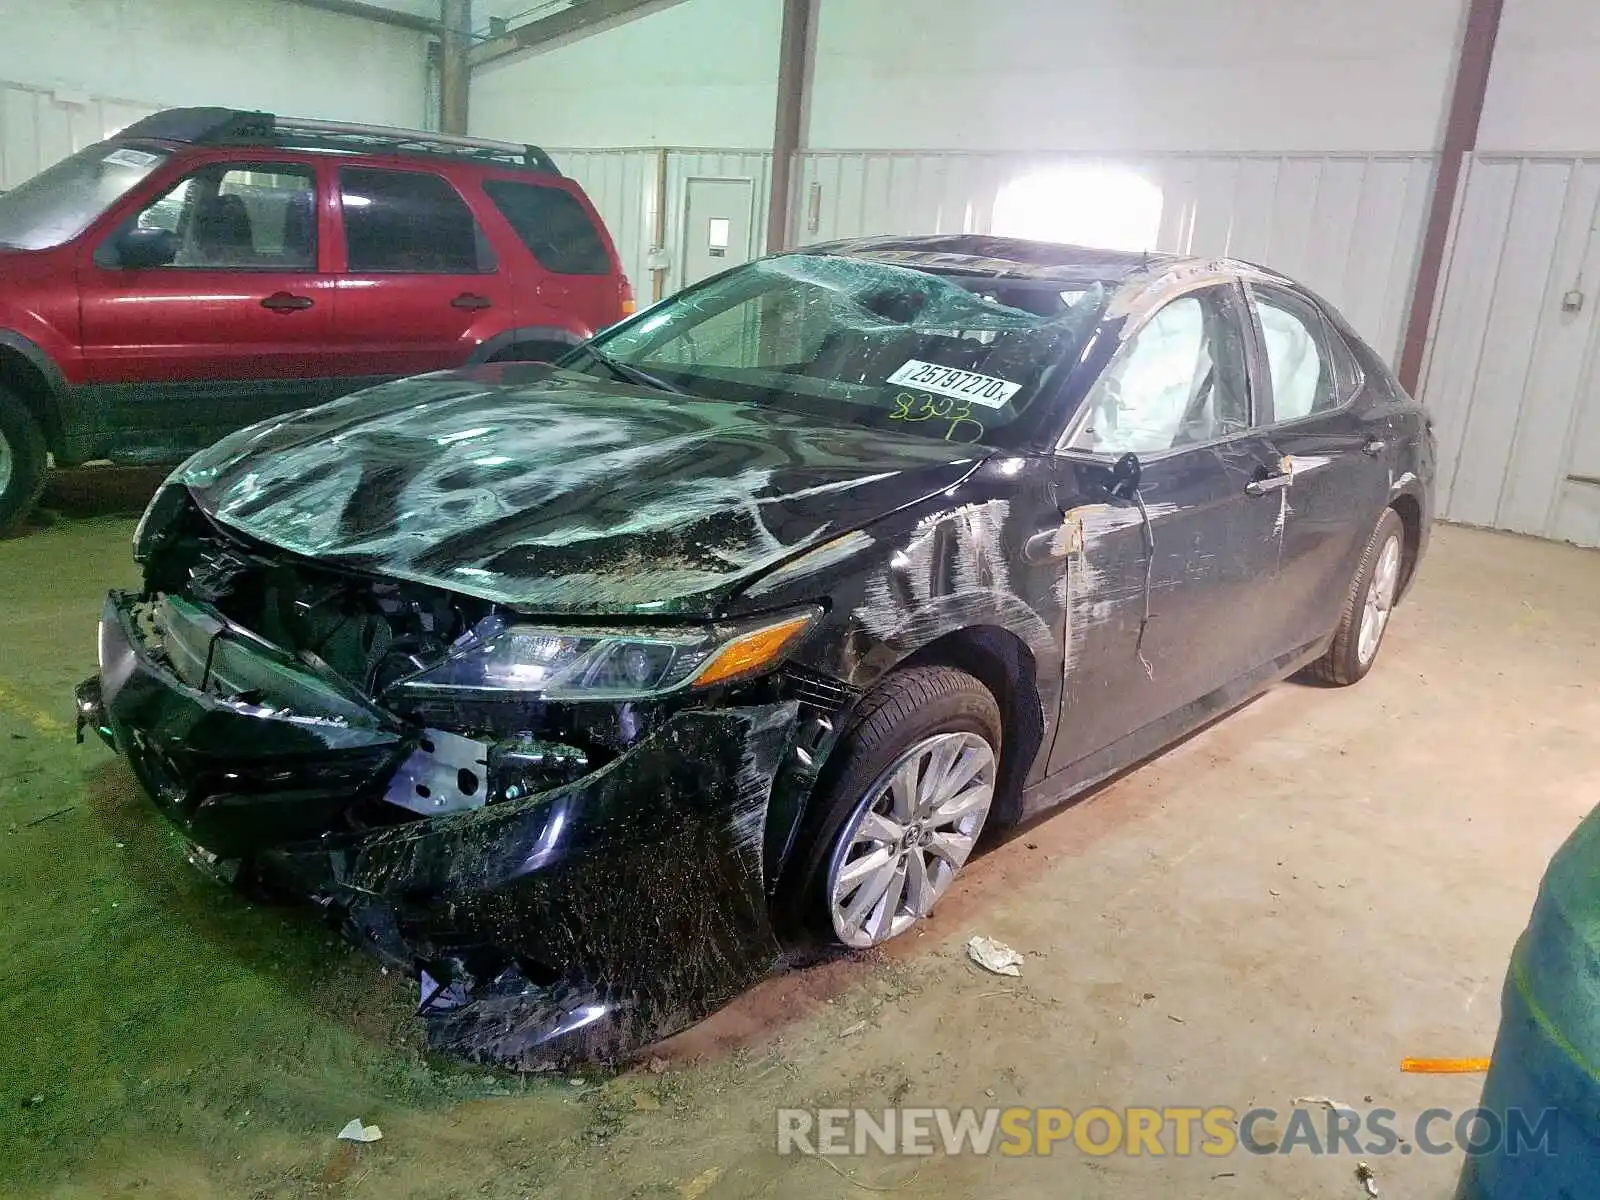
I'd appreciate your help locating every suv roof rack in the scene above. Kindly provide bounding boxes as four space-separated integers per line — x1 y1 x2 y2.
115 106 560 174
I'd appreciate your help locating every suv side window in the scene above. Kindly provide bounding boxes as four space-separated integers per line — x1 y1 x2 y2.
481 179 610 275
339 167 493 274
1248 285 1339 422
1069 286 1251 456
123 162 316 269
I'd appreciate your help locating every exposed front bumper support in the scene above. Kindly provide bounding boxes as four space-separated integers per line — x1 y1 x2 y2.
84 588 808 1065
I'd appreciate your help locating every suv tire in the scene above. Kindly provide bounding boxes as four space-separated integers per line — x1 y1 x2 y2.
0 386 48 536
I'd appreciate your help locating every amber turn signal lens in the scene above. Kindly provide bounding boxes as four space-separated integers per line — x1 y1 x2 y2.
1399 1058 1491 1073
620 299 637 315
691 614 816 688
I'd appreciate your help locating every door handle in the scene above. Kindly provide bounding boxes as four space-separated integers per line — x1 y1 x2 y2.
1245 473 1292 497
451 293 493 310
261 292 314 312
1362 436 1388 457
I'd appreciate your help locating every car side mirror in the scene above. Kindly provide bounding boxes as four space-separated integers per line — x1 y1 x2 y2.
114 227 179 269
1110 452 1142 500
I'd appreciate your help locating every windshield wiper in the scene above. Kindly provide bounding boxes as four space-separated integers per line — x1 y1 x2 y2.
574 345 687 396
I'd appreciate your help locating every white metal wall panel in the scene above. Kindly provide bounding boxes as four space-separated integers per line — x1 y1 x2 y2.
793 151 1433 360
1420 154 1600 547
0 80 157 189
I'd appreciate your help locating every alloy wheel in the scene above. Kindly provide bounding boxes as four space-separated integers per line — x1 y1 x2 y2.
827 731 996 949
1358 534 1402 665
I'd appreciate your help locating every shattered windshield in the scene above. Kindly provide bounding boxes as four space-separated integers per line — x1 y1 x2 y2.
0 142 170 251
575 254 1109 447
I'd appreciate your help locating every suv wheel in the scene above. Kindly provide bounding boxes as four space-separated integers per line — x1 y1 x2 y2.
0 387 48 535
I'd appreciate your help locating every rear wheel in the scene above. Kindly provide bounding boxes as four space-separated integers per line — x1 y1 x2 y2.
0 387 48 536
488 341 572 364
781 666 1002 949
1307 507 1405 686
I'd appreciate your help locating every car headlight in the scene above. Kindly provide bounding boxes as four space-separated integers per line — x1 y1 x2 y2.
132 474 194 563
394 607 822 701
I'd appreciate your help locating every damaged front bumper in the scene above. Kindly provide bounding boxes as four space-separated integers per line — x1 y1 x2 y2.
77 590 807 1066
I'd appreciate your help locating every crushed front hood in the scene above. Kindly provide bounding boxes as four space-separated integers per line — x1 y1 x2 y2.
181 365 982 614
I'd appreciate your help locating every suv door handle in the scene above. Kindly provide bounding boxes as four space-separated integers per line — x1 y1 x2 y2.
1362 436 1388 457
1245 472 1292 497
261 292 314 312
451 293 493 310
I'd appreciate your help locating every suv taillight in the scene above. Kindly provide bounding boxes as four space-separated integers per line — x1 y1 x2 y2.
619 275 636 316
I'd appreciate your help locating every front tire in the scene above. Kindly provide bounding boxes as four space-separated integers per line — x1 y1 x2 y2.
0 387 48 536
782 666 1002 949
1307 507 1406 686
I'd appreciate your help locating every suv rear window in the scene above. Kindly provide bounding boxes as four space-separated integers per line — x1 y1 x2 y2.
339 167 493 274
482 179 610 276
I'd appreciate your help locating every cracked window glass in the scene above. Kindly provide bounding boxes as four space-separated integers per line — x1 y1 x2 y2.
578 253 1108 446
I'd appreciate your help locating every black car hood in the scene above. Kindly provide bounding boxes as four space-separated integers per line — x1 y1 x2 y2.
180 366 984 615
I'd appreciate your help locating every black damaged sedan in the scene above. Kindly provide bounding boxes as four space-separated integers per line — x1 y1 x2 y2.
78 235 1434 1065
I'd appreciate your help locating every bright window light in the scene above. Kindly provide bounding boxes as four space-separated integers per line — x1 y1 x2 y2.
992 166 1164 252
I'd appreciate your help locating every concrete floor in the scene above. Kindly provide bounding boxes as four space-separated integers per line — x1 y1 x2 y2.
3 474 1598 1198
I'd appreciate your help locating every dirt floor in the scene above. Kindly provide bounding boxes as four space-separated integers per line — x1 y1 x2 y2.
3 469 1598 1199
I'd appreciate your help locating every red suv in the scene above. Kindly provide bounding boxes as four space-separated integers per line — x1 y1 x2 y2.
0 106 633 530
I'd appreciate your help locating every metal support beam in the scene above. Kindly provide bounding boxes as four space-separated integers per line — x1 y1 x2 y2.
1398 0 1506 393
470 0 683 68
650 147 670 303
439 0 472 135
765 0 814 254
278 0 441 34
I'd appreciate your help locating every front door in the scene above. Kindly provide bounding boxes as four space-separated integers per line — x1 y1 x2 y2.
330 165 517 378
1047 284 1285 774
78 158 339 457
1244 283 1397 662
682 178 754 287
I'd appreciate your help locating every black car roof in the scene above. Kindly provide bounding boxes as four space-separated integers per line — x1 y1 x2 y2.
799 234 1184 286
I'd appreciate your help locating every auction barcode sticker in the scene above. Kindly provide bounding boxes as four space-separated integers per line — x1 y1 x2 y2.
887 360 1021 408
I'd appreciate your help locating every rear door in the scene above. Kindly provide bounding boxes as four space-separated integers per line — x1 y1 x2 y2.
477 176 625 339
78 157 339 453
1243 283 1395 662
1048 283 1286 773
330 165 515 377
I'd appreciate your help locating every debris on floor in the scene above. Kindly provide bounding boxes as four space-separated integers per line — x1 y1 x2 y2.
336 1118 383 1143
1293 1094 1357 1113
1356 1160 1379 1196
1400 1057 1490 1073
966 935 1023 977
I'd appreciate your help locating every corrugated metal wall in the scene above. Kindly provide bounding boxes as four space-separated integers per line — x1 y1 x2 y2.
794 151 1435 361
0 79 157 189
1421 154 1600 548
551 147 772 298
